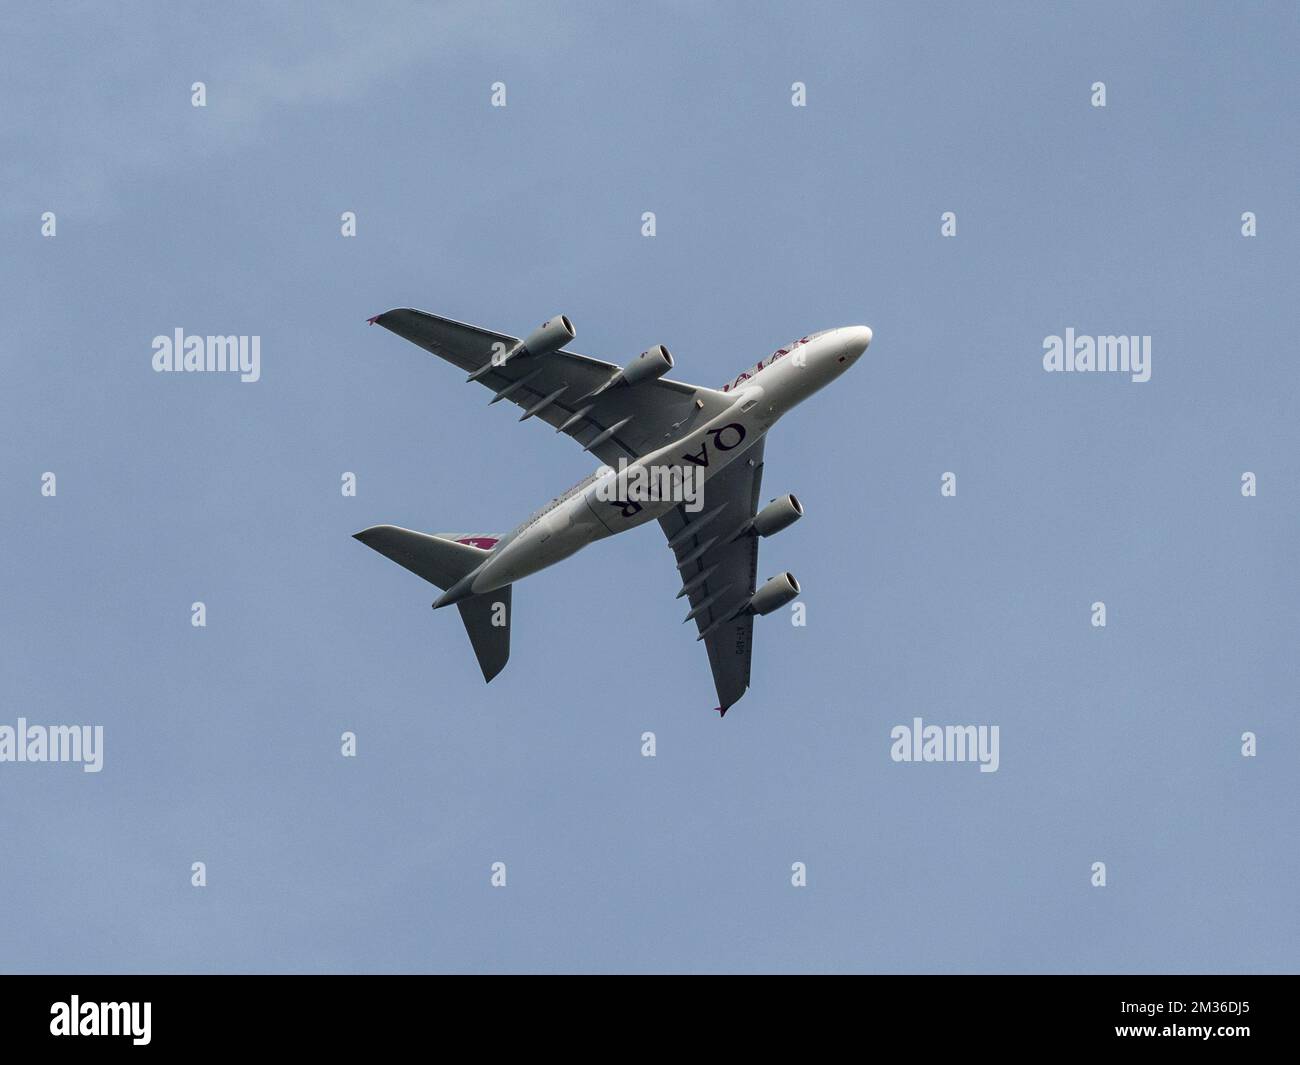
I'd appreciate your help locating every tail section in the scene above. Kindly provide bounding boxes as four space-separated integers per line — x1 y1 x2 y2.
353 525 512 682
353 525 491 589
454 586 511 682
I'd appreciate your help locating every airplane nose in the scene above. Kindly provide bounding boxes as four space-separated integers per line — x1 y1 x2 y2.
839 325 872 361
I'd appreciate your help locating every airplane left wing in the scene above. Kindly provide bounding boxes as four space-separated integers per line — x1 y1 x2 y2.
369 308 732 466
658 439 767 715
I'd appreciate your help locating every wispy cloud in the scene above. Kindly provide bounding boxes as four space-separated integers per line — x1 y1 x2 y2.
1 1 562 219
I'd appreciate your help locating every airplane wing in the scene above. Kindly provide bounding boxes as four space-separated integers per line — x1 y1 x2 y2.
369 308 733 465
657 438 767 715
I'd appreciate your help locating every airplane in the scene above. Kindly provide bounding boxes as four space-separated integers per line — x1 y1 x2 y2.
354 309 872 716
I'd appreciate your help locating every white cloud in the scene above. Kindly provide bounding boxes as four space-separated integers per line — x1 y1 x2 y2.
0 1 564 219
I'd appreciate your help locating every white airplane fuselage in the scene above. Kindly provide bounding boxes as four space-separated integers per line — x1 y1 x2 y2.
440 325 872 605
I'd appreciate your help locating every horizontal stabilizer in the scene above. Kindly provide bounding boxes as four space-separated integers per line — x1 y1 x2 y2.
456 588 512 682
355 524 513 682
353 525 487 590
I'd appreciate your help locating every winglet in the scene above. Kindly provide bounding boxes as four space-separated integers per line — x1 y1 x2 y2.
717 705 730 718
366 314 381 325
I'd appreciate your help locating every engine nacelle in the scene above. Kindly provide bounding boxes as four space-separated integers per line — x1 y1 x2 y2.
748 572 801 616
620 345 674 387
515 315 575 359
753 494 803 538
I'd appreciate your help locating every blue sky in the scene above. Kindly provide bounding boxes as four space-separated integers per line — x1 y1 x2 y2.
1 1 1296 973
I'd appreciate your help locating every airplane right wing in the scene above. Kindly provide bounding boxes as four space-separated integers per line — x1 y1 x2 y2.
369 308 733 466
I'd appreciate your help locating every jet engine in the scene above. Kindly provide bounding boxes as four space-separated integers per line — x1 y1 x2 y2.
514 315 575 359
620 345 674 386
591 345 674 396
752 494 804 538
747 572 801 616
